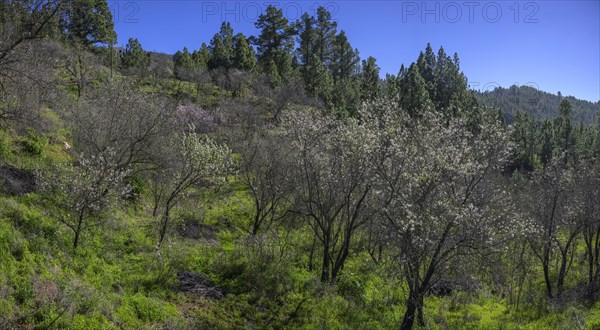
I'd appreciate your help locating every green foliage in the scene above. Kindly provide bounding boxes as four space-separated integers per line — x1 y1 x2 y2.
38 154 130 249
23 129 47 156
398 63 433 116
114 293 179 328
233 33 256 71
121 38 149 71
0 129 13 161
254 5 295 81
360 56 380 102
3 5 600 330
60 0 117 45
478 85 598 125
208 22 235 70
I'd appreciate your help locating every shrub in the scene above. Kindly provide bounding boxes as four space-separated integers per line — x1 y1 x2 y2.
114 293 179 328
0 130 13 160
23 130 47 156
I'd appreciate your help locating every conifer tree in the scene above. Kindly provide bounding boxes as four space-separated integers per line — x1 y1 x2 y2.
60 0 116 45
314 6 337 67
254 5 295 80
121 38 149 70
399 63 432 116
297 12 316 68
174 47 195 79
554 99 574 155
331 31 360 82
416 43 436 94
360 56 380 102
208 22 234 69
233 33 256 71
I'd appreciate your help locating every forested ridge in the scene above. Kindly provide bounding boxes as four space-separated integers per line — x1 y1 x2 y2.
476 85 599 126
1 1 600 329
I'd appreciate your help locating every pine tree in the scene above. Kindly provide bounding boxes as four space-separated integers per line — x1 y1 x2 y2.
191 50 206 70
233 33 256 71
553 99 574 156
265 59 281 87
174 47 195 79
331 31 360 82
510 111 537 171
360 56 380 102
59 0 116 45
434 48 471 114
195 43 210 69
314 6 337 67
208 22 234 70
416 43 436 96
399 63 432 116
297 13 316 67
254 5 295 80
539 119 554 165
559 99 573 118
121 38 148 70
331 78 361 117
384 73 400 99
303 54 333 106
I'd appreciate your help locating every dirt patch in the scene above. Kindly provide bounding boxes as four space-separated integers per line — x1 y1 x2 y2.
177 221 217 241
177 271 225 300
0 166 36 196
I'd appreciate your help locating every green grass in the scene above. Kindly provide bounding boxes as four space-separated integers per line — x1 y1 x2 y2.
3 103 600 330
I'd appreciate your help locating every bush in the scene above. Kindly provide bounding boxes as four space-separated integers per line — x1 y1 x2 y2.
337 271 365 304
0 130 13 160
22 130 47 156
114 293 179 329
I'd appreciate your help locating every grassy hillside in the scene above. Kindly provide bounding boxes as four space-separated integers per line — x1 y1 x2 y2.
2 2 600 328
3 125 600 329
1 66 600 328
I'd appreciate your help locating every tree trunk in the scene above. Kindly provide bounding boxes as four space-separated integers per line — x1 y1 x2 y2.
543 260 553 299
308 238 316 272
416 294 425 326
158 203 172 247
321 241 330 283
331 235 351 283
557 232 578 298
73 226 81 250
73 212 85 250
152 189 162 217
585 230 594 286
251 204 261 236
592 226 600 289
557 261 566 298
400 291 423 330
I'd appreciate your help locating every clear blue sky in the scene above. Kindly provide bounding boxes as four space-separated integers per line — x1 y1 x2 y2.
108 0 600 102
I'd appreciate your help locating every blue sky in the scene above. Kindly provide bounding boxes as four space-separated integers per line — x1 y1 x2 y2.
108 0 600 102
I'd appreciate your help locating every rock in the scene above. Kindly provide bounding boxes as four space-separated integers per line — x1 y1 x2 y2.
177 271 225 300
0 166 36 196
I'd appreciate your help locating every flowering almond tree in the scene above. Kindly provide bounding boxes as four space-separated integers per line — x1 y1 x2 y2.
283 110 376 283
155 129 233 247
365 101 522 330
525 154 589 300
237 130 293 236
39 152 130 250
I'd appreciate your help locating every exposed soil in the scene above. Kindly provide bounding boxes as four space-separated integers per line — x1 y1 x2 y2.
177 271 225 300
0 166 36 196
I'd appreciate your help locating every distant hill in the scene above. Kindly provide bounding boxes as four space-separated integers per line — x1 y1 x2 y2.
475 85 599 125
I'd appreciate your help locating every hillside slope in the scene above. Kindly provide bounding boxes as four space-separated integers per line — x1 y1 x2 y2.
476 85 599 125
